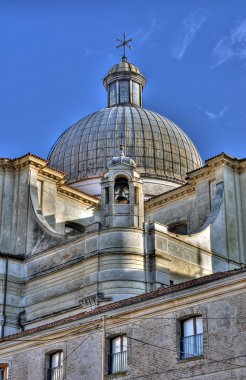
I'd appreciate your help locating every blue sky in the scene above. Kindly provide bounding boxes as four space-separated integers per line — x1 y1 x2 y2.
1 0 246 162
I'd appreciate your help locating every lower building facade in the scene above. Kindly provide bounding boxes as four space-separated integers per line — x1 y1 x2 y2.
0 268 245 380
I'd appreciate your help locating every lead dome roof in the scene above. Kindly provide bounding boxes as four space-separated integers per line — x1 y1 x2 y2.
108 61 141 75
48 106 203 183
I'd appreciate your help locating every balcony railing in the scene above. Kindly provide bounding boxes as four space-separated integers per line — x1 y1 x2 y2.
108 350 127 374
180 333 204 359
46 366 64 380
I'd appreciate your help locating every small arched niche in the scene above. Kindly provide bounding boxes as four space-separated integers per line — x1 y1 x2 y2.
114 176 129 204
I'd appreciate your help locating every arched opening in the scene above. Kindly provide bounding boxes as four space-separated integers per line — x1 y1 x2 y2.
114 177 129 204
168 222 187 235
65 221 85 236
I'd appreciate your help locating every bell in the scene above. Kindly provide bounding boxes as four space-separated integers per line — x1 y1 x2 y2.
117 188 128 202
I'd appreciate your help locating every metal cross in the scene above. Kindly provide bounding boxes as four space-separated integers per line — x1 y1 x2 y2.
116 33 132 59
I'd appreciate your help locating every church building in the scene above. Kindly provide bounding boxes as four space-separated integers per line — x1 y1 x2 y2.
0 37 245 379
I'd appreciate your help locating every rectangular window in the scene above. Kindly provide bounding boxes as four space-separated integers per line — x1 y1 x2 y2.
132 82 140 106
109 336 127 374
37 179 43 208
119 81 129 103
180 317 203 359
46 351 64 380
0 365 9 380
109 83 117 106
105 187 109 204
134 187 139 205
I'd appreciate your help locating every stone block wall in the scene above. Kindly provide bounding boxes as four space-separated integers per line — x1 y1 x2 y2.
0 271 245 380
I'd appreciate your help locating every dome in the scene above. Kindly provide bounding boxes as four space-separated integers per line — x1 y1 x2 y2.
48 105 202 185
48 51 203 197
108 61 141 75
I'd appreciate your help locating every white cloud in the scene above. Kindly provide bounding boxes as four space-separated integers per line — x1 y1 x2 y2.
212 20 246 67
132 14 160 45
205 107 228 122
172 10 208 61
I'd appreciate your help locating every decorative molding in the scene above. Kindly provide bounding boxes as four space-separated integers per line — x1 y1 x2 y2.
78 293 111 307
145 153 246 211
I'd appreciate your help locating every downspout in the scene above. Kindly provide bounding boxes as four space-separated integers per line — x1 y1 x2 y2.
18 310 25 331
1 257 9 338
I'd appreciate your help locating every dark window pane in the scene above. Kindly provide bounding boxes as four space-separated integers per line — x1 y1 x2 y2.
119 81 129 103
109 83 117 106
132 82 140 105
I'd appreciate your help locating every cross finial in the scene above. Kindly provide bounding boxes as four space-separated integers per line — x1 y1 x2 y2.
116 33 132 62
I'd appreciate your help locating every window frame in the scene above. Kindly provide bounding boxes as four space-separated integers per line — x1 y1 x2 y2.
180 316 204 360
132 81 140 106
119 80 130 104
46 350 64 380
108 335 128 375
109 82 117 106
0 364 9 380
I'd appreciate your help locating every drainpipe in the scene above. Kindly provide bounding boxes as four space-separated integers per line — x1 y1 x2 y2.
101 315 106 380
18 310 25 331
1 257 9 338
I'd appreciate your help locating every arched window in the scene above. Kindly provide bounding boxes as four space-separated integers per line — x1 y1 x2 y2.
114 177 129 204
109 336 127 374
168 222 187 234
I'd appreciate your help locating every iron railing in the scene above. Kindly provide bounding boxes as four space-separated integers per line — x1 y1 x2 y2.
46 366 64 380
108 350 127 374
180 333 204 359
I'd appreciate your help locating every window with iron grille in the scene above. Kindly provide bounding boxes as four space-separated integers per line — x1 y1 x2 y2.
108 336 127 374
180 317 204 359
46 351 64 380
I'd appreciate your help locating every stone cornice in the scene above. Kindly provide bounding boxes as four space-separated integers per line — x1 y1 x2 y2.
57 184 100 207
0 251 25 261
0 153 100 207
145 183 196 211
0 153 65 179
188 153 246 179
145 153 246 211
0 267 245 346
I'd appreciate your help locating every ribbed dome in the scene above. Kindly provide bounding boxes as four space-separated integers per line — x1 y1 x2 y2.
48 106 202 184
108 62 141 75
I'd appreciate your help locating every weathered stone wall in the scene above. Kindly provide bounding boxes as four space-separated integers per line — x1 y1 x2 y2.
0 256 24 337
145 178 216 234
0 156 99 256
0 271 245 380
145 157 246 266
